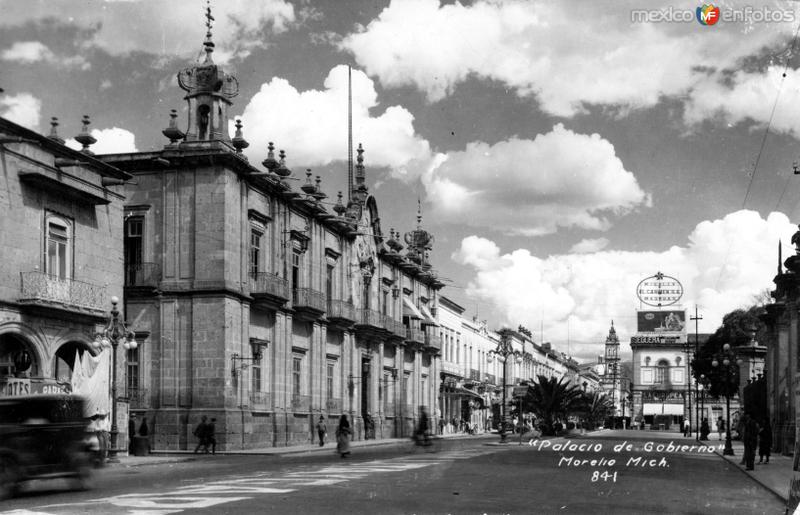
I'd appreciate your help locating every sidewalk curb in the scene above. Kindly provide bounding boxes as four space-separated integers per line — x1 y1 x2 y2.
714 450 788 503
112 433 490 466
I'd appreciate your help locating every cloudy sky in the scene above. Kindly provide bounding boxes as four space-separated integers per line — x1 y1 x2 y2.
3 0 800 362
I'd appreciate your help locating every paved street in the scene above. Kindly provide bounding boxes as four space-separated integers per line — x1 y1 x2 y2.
0 432 785 515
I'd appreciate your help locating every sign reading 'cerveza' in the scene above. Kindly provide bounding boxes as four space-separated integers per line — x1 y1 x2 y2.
636 272 683 307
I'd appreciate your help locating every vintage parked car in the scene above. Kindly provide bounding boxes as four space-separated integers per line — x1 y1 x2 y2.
0 394 94 499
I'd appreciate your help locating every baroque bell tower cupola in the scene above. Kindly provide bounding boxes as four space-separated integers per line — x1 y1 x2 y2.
177 1 239 144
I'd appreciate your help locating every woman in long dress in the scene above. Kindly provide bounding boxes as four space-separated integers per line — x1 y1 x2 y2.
336 414 351 458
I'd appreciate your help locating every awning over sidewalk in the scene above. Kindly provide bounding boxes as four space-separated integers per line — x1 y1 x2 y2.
643 403 684 416
419 304 439 326
402 297 424 319
450 386 487 409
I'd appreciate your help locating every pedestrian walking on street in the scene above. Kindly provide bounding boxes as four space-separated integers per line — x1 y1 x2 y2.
207 418 217 454
759 419 772 464
742 412 760 471
316 416 327 447
737 413 747 465
700 418 710 441
128 414 137 444
683 419 690 437
363 412 374 440
193 415 210 454
716 416 725 441
336 414 351 458
414 406 430 447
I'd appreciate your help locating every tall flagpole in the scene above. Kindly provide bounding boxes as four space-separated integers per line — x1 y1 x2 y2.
347 65 353 201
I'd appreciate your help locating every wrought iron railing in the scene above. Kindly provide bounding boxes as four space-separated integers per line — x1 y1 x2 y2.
249 272 289 299
405 327 425 344
392 319 407 336
292 288 326 312
19 271 106 313
357 309 383 329
291 394 311 411
126 387 150 409
125 263 160 287
383 315 404 335
249 391 273 409
327 300 356 322
425 333 442 351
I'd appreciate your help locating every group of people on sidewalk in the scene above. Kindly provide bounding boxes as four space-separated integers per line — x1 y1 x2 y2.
191 409 437 457
696 412 772 471
193 415 217 454
315 414 352 457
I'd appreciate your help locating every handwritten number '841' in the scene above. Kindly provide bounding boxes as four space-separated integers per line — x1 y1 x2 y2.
591 471 617 482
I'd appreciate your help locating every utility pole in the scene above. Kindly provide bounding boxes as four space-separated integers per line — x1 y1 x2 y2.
690 306 703 440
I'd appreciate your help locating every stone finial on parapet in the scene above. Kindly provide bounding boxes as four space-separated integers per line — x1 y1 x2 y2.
785 224 800 273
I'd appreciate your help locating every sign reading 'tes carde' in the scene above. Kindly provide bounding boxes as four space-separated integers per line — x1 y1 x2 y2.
636 272 683 307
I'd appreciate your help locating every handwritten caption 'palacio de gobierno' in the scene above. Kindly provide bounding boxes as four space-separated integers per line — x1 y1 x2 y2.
529 440 726 483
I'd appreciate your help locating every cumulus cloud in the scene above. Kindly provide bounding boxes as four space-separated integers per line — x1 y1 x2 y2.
65 127 137 154
423 124 649 235
684 65 800 136
1 41 90 69
238 65 432 175
341 0 794 118
2 41 53 63
0 0 296 63
0 93 41 130
570 238 610 254
453 210 793 361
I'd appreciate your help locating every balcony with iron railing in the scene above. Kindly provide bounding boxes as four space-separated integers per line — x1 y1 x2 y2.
355 309 384 331
19 271 107 316
124 263 161 288
249 272 290 305
382 315 405 337
425 333 442 352
292 288 326 318
327 299 356 324
405 326 425 344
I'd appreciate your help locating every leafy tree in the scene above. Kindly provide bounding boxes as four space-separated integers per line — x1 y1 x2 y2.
691 306 764 399
525 375 583 435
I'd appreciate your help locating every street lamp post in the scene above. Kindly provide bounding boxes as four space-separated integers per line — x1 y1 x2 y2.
711 343 742 457
487 330 522 443
93 296 137 461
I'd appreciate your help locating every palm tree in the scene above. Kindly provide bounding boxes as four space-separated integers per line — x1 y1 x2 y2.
526 375 583 435
580 391 614 430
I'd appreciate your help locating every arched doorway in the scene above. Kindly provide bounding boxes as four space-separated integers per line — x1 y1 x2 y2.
53 342 94 384
0 332 39 379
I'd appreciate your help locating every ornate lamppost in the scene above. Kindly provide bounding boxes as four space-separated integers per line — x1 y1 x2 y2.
487 330 522 442
93 296 138 461
711 343 742 456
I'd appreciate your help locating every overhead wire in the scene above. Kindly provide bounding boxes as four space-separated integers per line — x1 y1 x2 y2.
715 19 800 291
